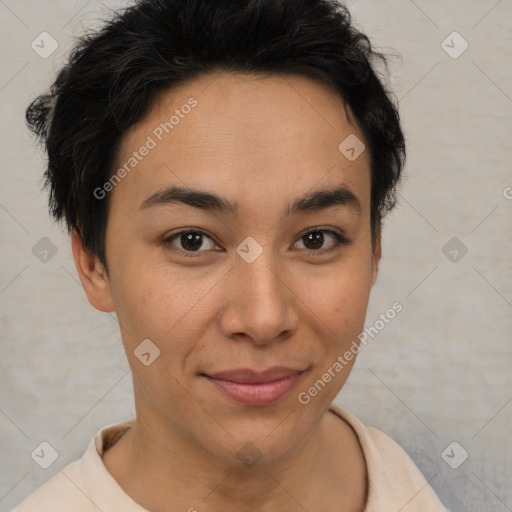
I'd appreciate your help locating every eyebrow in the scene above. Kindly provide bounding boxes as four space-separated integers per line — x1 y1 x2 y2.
139 184 361 217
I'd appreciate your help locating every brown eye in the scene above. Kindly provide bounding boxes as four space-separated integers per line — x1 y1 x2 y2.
163 230 218 254
302 231 325 250
294 228 349 254
178 232 205 251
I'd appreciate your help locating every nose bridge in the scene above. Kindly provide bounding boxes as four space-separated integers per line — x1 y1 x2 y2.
238 243 285 310
223 239 297 342
241 250 280 298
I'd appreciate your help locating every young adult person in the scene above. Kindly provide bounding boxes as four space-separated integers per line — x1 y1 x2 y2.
15 1 449 510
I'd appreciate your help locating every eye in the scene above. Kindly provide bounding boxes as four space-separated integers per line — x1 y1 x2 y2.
162 227 350 258
294 228 349 255
162 229 220 256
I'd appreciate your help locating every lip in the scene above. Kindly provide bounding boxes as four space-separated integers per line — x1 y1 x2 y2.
206 366 304 384
202 367 305 406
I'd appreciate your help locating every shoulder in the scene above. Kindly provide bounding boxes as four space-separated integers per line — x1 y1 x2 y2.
328 404 450 512
10 459 97 512
11 418 139 512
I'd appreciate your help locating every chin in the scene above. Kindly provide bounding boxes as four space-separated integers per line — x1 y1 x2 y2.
191 408 312 468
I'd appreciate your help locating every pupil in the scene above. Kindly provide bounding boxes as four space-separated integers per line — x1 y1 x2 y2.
304 231 323 250
182 232 202 251
179 232 325 252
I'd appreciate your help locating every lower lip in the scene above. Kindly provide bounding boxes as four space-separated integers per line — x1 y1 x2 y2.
203 373 302 406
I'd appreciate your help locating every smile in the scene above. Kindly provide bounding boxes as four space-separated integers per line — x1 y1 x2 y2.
201 369 305 406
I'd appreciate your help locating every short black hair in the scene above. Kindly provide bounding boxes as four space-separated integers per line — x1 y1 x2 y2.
25 0 405 270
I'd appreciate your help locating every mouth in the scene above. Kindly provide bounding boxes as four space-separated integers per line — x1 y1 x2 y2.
200 367 306 406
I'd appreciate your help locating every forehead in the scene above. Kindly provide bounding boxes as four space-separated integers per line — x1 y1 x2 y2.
110 71 371 214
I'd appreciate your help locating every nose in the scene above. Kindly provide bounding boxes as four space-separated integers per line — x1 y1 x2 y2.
218 246 299 346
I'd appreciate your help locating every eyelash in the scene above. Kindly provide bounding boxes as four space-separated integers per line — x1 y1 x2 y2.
161 227 350 258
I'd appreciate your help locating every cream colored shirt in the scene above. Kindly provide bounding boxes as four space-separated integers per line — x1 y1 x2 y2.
12 404 449 511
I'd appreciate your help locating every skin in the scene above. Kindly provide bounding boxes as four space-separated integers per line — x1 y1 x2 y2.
72 71 381 512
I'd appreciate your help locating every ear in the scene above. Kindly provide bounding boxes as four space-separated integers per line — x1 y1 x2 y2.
71 230 114 312
371 228 382 287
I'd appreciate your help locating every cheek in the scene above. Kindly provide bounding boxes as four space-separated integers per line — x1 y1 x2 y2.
301 252 373 327
109 261 219 354
107 264 174 341
308 276 371 352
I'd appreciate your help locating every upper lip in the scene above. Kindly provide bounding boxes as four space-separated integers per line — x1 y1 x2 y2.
203 366 304 384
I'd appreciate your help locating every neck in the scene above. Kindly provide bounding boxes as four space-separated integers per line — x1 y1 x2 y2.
103 403 367 512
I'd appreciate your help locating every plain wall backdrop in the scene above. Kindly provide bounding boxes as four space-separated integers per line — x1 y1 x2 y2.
1 1 511 511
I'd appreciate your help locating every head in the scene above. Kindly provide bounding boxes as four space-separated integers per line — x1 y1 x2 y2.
26 0 405 465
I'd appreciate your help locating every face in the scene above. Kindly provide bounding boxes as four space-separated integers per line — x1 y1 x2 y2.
74 71 380 465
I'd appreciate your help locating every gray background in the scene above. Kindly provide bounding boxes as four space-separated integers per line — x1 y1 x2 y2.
1 1 511 511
